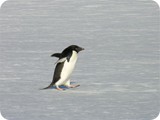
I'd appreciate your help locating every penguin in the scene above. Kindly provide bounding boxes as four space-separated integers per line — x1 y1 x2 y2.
42 45 84 91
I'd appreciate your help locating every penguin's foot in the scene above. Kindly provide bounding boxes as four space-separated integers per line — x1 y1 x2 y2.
69 84 80 88
56 87 64 91
56 88 64 91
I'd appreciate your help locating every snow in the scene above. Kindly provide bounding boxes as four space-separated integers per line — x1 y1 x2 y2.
0 0 159 120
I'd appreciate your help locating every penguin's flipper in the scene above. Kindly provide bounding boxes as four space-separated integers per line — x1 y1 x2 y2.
51 53 61 58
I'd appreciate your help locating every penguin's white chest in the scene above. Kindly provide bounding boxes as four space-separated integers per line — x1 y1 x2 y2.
62 51 77 78
56 51 78 85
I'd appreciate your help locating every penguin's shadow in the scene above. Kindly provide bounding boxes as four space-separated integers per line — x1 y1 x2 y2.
50 82 77 90
50 85 68 90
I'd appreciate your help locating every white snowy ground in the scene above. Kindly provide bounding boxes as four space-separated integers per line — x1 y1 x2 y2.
0 0 159 120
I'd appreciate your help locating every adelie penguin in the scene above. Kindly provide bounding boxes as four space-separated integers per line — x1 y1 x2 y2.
42 45 84 91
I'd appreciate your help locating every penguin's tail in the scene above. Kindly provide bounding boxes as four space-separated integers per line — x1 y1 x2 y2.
40 83 54 90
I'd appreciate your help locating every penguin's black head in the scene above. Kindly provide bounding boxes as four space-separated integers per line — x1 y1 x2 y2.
62 45 84 55
69 45 84 53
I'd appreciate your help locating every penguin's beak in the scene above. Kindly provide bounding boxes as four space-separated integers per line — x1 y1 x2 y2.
79 47 84 51
76 46 84 53
81 47 85 51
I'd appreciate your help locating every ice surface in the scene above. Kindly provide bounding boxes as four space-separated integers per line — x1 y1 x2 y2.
0 0 159 120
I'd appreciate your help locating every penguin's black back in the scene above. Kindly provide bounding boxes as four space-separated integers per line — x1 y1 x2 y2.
42 62 64 89
52 62 64 84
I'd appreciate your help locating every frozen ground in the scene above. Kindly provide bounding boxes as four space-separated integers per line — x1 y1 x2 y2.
0 0 159 120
